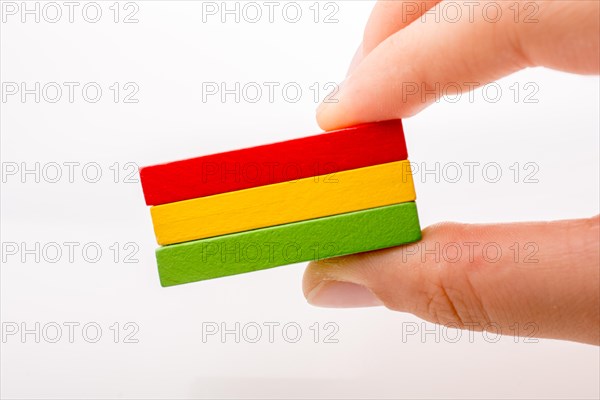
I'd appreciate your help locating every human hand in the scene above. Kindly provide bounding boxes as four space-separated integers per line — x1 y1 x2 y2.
303 0 600 345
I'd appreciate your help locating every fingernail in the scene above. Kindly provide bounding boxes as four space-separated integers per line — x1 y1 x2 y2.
316 99 328 117
316 80 344 121
307 281 383 308
346 42 364 77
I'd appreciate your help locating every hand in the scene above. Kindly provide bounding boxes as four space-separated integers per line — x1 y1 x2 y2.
303 0 600 345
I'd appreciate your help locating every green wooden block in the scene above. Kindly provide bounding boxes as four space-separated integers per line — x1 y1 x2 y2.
156 202 421 287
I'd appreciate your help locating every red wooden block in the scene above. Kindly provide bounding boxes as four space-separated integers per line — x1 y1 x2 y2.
140 119 408 205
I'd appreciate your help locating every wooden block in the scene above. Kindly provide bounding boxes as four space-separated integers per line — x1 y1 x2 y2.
156 202 421 286
151 160 416 245
140 119 407 205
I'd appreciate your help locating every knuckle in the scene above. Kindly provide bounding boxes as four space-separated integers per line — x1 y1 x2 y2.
411 222 494 328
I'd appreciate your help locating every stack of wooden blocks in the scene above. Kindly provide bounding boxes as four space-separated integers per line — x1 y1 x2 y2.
140 119 421 287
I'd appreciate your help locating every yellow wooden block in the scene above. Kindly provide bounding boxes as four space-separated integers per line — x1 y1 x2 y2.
151 160 416 245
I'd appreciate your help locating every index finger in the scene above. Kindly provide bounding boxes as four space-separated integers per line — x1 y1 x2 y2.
318 0 600 130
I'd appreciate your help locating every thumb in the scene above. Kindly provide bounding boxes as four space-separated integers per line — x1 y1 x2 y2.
303 216 600 345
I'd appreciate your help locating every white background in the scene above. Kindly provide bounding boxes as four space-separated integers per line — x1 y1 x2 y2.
1 1 599 399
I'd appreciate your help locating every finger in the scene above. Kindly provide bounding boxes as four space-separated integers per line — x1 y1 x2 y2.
362 0 443 53
347 1 442 76
303 216 600 345
318 0 600 130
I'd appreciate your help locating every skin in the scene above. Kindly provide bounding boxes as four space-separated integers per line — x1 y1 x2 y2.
303 0 600 345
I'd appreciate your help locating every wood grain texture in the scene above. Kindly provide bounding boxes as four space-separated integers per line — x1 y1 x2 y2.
151 160 416 245
140 119 407 205
156 202 421 286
